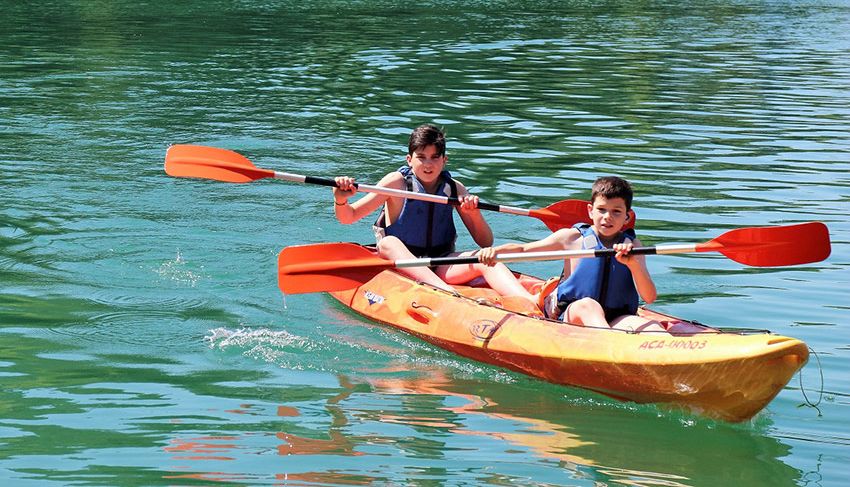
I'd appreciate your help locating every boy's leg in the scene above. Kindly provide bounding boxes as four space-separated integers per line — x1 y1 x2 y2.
609 315 667 333
563 298 609 327
376 236 454 292
438 251 535 301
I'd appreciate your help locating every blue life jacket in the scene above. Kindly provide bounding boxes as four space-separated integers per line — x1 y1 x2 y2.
374 166 458 258
556 224 639 321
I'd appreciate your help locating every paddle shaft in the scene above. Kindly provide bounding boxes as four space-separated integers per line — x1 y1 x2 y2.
164 144 636 230
385 245 698 269
277 221 830 294
272 170 532 216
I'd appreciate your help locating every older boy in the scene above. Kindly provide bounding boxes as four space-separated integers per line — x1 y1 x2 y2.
479 176 665 332
332 124 537 304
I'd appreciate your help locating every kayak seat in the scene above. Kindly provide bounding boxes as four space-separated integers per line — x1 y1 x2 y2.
535 277 561 319
518 274 548 294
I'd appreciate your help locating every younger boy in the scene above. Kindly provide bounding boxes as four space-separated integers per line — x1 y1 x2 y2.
478 176 665 332
332 124 537 304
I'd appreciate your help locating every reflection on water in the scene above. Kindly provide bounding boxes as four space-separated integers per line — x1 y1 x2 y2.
276 376 363 458
362 369 801 486
145 368 802 485
369 368 595 466
0 323 823 485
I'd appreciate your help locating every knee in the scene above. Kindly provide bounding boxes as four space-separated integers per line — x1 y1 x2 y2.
376 236 405 256
571 297 603 314
565 298 606 327
476 259 508 273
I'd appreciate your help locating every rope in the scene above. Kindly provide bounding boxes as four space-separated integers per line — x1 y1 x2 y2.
799 347 824 416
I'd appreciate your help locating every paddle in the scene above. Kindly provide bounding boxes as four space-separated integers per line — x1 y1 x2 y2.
277 222 831 294
164 144 634 231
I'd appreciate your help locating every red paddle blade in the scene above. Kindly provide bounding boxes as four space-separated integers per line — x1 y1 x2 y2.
164 144 275 183
278 243 392 294
697 222 831 267
531 199 636 231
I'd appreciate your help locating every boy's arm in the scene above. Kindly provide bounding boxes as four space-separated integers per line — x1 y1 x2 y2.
333 172 401 224
478 228 581 265
506 227 582 252
617 238 657 304
454 182 494 247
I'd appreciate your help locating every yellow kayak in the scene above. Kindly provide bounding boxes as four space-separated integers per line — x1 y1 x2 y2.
329 267 808 422
165 147 826 422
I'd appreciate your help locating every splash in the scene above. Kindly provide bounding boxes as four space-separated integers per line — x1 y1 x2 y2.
205 326 315 350
155 249 204 287
205 326 326 369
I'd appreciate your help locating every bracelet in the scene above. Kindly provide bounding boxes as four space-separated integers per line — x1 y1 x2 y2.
335 201 347 206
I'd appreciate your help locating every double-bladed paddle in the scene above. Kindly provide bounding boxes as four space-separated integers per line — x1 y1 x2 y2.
277 222 831 294
164 144 635 231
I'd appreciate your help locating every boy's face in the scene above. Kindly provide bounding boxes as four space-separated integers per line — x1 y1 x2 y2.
406 144 446 186
588 196 629 238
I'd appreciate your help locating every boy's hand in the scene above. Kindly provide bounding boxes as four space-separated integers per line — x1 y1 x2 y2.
613 242 637 267
333 176 357 202
477 246 498 266
457 194 480 212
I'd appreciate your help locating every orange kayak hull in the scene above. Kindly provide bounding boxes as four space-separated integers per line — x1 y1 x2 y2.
329 269 808 422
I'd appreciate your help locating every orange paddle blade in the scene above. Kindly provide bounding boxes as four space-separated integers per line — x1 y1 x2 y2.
531 199 636 231
696 222 831 267
164 144 275 183
278 243 392 294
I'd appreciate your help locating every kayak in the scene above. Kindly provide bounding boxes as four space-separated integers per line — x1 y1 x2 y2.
328 257 809 423
164 147 825 422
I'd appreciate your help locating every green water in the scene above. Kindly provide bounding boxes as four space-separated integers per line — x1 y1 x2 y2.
2 1 849 485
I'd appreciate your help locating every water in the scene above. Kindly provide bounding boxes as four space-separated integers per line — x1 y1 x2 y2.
2 0 849 485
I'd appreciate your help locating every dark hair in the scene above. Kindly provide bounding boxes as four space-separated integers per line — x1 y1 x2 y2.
591 176 633 209
408 124 446 156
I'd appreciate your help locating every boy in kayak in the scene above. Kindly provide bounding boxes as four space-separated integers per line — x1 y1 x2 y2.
331 124 538 305
478 176 666 332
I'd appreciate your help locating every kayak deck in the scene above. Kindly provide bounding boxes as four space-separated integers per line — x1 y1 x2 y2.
329 268 808 422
